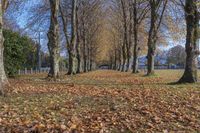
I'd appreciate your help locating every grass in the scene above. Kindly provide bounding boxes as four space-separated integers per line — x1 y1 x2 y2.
0 70 200 132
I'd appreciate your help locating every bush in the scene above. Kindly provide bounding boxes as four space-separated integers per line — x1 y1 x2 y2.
3 29 37 76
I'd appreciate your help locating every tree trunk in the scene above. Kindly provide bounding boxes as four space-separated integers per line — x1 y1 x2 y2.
87 45 90 71
121 44 126 72
76 45 81 73
125 58 130 72
146 0 167 76
120 0 128 72
47 0 60 79
178 0 199 83
0 4 5 95
118 50 122 71
67 0 78 75
132 1 139 74
0 1 10 95
76 7 81 74
114 49 117 70
67 50 73 74
132 38 139 73
147 45 155 75
90 58 93 71
83 43 87 72
147 1 156 76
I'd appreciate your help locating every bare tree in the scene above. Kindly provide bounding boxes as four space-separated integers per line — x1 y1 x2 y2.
131 0 149 73
178 0 199 83
77 0 102 72
0 0 9 95
47 0 60 79
146 0 168 75
60 0 78 75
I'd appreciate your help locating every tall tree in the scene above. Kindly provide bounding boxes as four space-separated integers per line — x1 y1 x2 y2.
67 0 78 75
76 4 81 73
77 0 102 72
60 0 78 75
120 0 128 72
178 0 199 83
47 0 60 79
0 0 9 95
146 0 168 75
131 0 149 73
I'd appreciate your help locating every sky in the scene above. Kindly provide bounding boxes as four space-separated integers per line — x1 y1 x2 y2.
8 0 51 53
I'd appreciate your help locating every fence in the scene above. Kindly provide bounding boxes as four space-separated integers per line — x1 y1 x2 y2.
138 65 184 70
18 68 50 75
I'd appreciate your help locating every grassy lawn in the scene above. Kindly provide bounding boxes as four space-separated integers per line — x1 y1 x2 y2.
0 70 200 132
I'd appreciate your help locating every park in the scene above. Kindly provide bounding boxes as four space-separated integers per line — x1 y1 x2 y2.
0 0 200 132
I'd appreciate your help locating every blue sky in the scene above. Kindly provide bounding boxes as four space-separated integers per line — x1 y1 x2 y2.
9 0 50 53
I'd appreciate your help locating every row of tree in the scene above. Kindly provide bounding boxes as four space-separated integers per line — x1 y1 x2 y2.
47 0 102 78
0 0 103 95
108 0 199 83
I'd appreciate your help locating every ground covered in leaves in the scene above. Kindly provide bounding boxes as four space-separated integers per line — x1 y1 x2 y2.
0 70 200 132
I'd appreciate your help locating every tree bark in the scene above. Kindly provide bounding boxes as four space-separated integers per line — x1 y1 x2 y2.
47 0 60 79
146 0 167 76
76 6 81 74
87 44 90 71
178 0 199 83
132 30 139 73
0 0 9 95
67 0 78 75
114 49 117 70
121 45 126 72
118 49 122 71
147 1 156 76
76 41 81 73
132 0 139 73
120 0 128 72
83 34 87 72
147 44 155 75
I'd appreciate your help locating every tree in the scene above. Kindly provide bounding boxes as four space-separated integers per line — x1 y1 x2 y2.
107 0 149 73
131 0 149 73
76 5 81 73
120 0 129 72
75 0 102 72
71 0 78 74
47 0 60 79
0 0 9 95
146 0 168 75
67 0 78 75
3 29 37 76
167 45 186 66
109 0 131 72
178 0 199 83
60 0 78 75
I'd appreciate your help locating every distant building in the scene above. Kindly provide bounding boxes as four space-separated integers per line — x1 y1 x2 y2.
99 65 109 69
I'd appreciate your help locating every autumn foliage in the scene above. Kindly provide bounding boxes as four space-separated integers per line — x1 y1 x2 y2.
0 70 200 132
